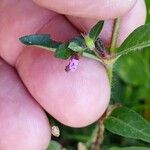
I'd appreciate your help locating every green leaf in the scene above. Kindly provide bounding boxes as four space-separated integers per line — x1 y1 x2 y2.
136 83 150 99
109 147 150 150
47 141 62 150
68 37 85 52
55 43 73 59
132 104 150 112
117 24 150 56
19 34 61 50
89 21 104 42
115 52 149 86
104 107 150 143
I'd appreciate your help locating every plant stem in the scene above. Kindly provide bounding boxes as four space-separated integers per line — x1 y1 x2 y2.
82 52 102 62
110 17 121 54
107 17 121 84
91 119 105 150
91 18 121 150
107 64 113 84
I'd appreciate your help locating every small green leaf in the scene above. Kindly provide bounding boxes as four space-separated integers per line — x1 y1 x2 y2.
104 107 150 143
68 37 85 52
47 141 62 150
117 24 150 56
89 21 104 42
19 34 61 50
55 43 73 59
109 147 150 150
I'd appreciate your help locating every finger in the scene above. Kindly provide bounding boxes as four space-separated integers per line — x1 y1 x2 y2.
33 0 136 19
0 0 56 65
16 16 110 127
0 0 110 127
118 0 146 45
67 0 146 47
0 58 51 150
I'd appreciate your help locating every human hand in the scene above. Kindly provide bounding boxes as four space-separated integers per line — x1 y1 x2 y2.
0 0 146 149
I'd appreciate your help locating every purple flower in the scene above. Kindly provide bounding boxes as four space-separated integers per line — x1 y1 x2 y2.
65 55 79 72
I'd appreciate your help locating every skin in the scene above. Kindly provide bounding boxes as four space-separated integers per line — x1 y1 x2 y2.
0 0 146 149
0 58 51 150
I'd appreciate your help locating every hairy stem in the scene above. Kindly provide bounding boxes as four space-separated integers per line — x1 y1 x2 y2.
107 17 121 84
107 64 113 84
91 18 121 150
91 119 105 150
110 18 121 54
82 51 102 62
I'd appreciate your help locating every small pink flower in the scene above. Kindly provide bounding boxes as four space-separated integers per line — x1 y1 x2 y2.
65 55 79 72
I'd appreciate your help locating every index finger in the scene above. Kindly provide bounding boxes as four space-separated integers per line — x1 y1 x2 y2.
32 0 136 19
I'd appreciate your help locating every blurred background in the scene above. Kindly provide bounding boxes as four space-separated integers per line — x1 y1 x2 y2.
48 1 150 149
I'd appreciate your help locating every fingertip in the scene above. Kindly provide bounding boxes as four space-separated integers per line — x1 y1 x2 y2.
16 13 110 127
16 47 110 127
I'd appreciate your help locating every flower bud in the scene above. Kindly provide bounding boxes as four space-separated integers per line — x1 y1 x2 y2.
84 35 95 50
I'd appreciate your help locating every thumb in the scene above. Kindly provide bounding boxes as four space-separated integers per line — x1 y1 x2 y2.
32 0 136 19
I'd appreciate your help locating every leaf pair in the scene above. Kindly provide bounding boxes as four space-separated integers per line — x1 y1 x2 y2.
20 21 150 63
19 21 104 60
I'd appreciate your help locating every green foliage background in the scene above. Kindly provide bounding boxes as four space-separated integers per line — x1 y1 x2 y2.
48 1 150 149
